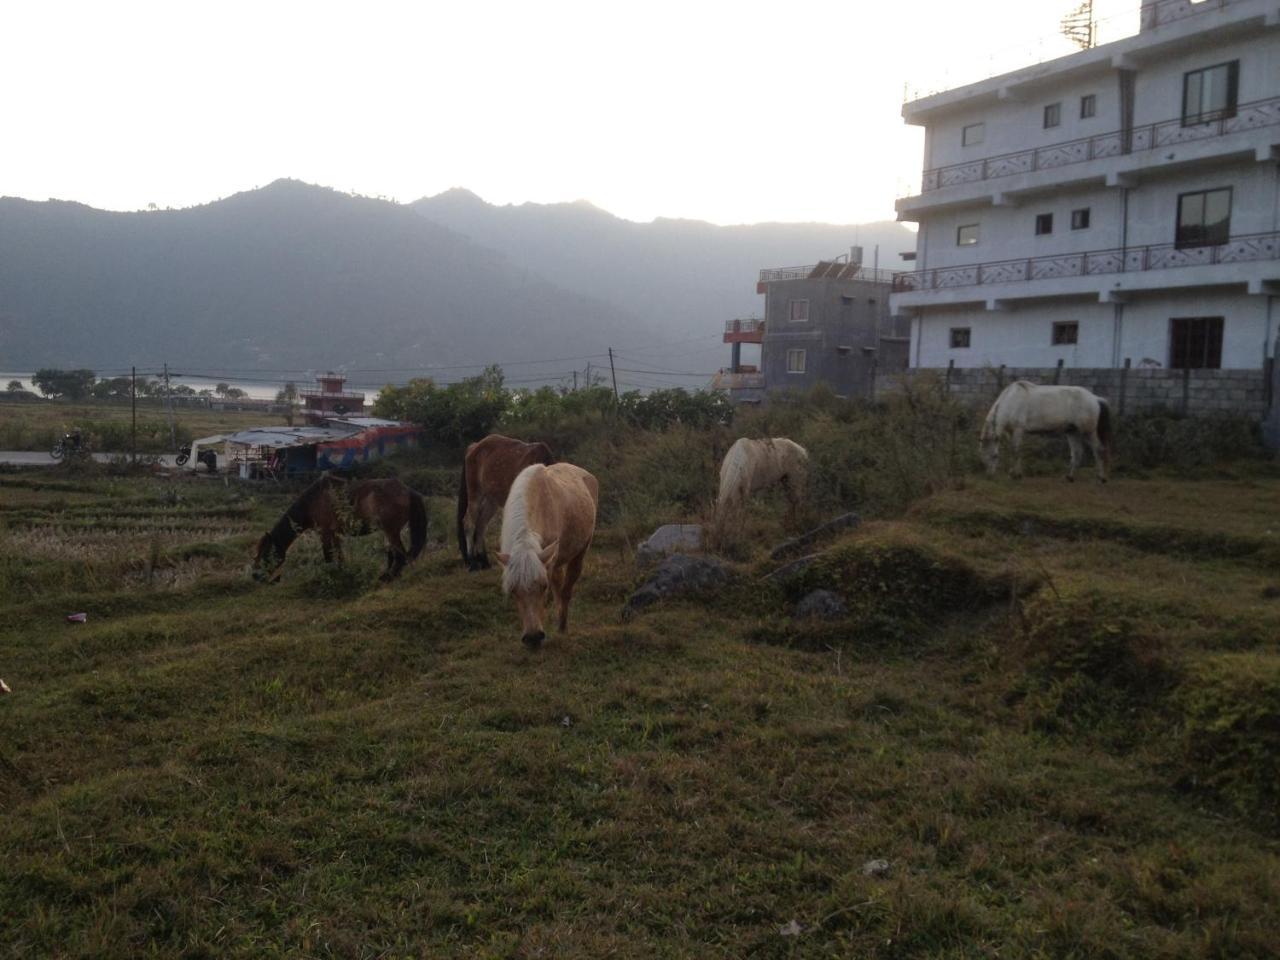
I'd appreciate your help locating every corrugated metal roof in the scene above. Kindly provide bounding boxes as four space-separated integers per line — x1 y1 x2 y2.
323 417 408 428
226 425 362 448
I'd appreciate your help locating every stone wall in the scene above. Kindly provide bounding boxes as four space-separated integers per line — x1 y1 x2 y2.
875 364 1271 419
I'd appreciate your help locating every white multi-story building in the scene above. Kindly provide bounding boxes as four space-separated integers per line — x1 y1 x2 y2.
890 0 1280 373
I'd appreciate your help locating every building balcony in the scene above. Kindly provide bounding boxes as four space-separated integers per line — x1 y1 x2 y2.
724 318 765 344
890 230 1280 309
711 369 766 391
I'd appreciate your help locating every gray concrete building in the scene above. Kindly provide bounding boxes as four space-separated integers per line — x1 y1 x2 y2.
715 259 910 402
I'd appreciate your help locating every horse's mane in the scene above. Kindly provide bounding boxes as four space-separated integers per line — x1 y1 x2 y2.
500 465 548 593
266 474 342 553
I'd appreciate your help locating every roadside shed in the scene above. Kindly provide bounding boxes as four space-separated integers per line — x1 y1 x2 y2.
224 418 421 479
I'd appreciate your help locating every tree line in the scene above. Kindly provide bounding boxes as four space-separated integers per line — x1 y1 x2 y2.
9 369 300 403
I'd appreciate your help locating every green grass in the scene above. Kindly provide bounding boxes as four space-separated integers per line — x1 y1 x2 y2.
1 470 1278 957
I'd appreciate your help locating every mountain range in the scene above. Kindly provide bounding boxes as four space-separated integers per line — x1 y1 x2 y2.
0 179 913 385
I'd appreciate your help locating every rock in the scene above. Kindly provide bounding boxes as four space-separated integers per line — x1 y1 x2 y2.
778 920 803 937
636 523 703 565
761 553 822 585
862 858 891 879
622 554 731 621
769 512 860 562
793 589 847 621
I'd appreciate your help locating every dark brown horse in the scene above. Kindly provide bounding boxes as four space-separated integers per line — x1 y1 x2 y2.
254 474 428 582
457 434 554 571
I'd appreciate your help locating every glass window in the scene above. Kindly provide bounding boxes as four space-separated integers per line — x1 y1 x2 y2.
788 299 809 323
1182 61 1238 125
1044 102 1061 128
786 349 807 373
1176 188 1232 247
950 327 971 349
962 122 985 146
1169 317 1223 369
1035 213 1054 236
956 224 979 246
1071 208 1091 230
1052 321 1079 345
1080 94 1096 119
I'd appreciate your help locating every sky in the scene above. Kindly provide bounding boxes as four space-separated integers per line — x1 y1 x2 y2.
1 0 1139 226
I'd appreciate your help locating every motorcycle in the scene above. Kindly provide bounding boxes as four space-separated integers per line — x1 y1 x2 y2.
176 443 191 466
50 432 89 461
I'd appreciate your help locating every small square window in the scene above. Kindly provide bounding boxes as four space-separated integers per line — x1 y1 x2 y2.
786 349 807 373
1080 94 1096 119
1044 102 1061 128
788 299 810 323
956 224 979 246
950 327 971 349
1035 213 1054 236
962 122 985 146
1052 321 1079 345
1071 208 1091 230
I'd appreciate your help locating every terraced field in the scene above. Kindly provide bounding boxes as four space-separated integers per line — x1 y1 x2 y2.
1 468 1277 957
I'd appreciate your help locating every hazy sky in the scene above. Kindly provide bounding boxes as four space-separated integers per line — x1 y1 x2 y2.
3 0 1138 225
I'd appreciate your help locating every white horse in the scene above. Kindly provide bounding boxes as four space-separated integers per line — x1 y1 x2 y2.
716 437 809 519
980 381 1113 482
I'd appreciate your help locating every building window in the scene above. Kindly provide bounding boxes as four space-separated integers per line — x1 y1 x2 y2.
962 122 985 146
1052 321 1079 345
1182 61 1238 125
788 299 810 323
1043 102 1061 128
1169 317 1223 369
1176 187 1231 247
1035 213 1054 236
1071 208 1091 230
786 349 807 373
1080 94 1096 119
956 224 979 246
950 327 971 349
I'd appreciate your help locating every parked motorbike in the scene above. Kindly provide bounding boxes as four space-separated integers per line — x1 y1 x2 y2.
50 432 88 461
176 443 192 466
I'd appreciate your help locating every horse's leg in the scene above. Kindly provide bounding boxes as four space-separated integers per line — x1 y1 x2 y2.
471 498 494 570
1065 434 1083 483
320 529 336 564
1010 428 1025 479
557 552 586 633
1086 431 1108 484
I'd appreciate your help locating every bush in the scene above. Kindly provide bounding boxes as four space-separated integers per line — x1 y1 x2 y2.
1116 411 1268 472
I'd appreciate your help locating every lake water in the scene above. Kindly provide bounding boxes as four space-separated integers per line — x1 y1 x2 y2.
1 373 384 404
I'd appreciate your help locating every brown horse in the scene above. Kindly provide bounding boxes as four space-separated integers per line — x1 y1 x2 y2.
457 433 554 571
253 474 428 582
497 462 598 649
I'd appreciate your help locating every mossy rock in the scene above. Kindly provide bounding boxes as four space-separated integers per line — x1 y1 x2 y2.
1177 653 1280 825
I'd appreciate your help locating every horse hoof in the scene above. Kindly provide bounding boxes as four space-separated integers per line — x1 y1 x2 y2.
521 631 545 651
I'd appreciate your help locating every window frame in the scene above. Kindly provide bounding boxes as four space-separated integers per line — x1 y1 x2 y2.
956 223 979 246
961 122 985 147
1071 208 1091 230
949 327 971 349
785 348 807 374
1175 187 1232 249
1052 321 1079 346
788 299 810 324
1181 60 1239 126
1035 213 1054 236
1043 102 1062 129
1168 316 1224 369
1080 94 1096 119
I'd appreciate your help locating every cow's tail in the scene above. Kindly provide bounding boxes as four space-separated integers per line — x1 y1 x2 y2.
408 491 428 560
456 462 470 566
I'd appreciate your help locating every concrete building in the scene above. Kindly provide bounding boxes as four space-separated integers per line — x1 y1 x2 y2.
890 0 1280 375
715 258 908 402
301 373 366 422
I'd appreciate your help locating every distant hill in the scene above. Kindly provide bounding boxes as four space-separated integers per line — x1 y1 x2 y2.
411 189 915 371
0 180 647 378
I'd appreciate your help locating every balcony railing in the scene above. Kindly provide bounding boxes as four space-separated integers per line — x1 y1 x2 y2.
724 319 765 335
891 230 1280 292
712 370 766 391
758 264 899 284
920 93 1280 192
1144 0 1247 30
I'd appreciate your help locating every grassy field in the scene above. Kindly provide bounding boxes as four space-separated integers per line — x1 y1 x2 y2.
1 463 1278 957
0 399 288 454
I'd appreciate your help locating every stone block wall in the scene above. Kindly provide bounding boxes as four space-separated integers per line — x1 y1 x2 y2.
874 365 1271 419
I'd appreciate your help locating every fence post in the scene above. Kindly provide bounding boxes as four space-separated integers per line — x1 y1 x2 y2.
1120 357 1130 416
1053 358 1064 384
997 364 1006 392
1181 365 1191 416
945 358 954 395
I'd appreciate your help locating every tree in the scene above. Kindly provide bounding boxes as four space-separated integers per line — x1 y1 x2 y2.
374 366 511 448
32 368 96 401
275 382 299 403
91 376 133 400
215 383 231 396
6 380 23 392
222 387 248 399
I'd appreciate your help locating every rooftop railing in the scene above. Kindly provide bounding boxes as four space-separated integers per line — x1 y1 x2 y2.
758 264 898 284
891 230 1280 292
919 93 1280 192
724 318 765 335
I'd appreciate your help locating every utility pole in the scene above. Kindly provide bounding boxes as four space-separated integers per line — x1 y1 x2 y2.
131 365 137 464
572 370 578 392
608 348 619 401
163 362 176 450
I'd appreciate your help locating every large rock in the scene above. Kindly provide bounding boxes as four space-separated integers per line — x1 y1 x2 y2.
793 589 847 621
770 512 860 562
623 554 731 621
636 523 703 565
